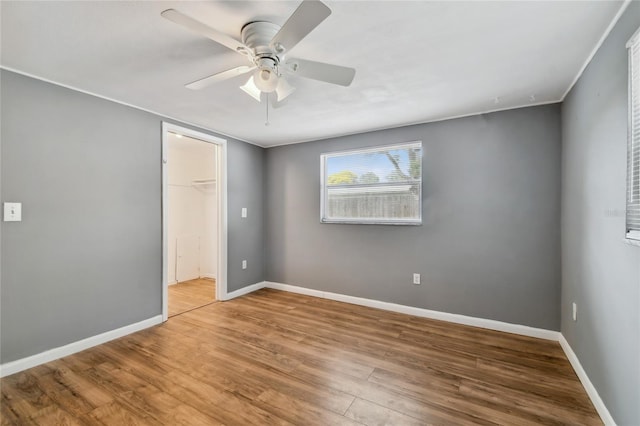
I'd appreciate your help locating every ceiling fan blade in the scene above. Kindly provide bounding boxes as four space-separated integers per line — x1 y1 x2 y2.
161 9 249 54
275 78 296 102
270 0 331 53
186 66 255 90
285 58 355 86
240 76 262 102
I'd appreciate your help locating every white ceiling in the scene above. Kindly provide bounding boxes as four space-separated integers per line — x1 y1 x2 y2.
1 1 625 147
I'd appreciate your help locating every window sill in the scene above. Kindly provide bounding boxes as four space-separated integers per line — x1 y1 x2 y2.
321 219 422 226
625 231 640 246
624 238 640 247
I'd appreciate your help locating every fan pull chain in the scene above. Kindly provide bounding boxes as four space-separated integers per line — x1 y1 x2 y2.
265 93 270 127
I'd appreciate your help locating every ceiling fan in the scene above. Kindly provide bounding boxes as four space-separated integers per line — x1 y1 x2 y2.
161 0 356 104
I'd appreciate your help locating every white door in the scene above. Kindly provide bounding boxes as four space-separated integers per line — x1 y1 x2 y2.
176 235 200 282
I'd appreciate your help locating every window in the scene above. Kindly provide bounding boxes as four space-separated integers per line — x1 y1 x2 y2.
321 142 422 225
627 28 640 240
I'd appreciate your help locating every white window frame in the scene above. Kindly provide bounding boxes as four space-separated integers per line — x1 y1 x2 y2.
320 141 422 225
626 27 640 241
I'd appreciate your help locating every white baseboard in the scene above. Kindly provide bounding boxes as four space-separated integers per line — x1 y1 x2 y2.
559 335 616 425
0 315 163 378
168 280 178 286
224 281 266 301
202 273 217 279
264 282 560 341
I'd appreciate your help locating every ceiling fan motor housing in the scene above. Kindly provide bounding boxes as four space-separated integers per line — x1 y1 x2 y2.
241 21 282 59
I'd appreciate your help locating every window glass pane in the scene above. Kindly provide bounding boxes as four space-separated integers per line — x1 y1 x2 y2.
326 147 420 185
321 142 422 224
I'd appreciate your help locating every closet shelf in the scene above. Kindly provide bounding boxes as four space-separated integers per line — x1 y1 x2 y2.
191 179 216 189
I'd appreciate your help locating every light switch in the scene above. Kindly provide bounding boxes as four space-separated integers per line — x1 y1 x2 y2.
241 207 247 218
4 202 22 222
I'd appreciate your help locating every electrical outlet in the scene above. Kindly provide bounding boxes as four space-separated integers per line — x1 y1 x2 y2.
241 208 247 218
242 260 247 270
572 302 577 321
413 273 421 285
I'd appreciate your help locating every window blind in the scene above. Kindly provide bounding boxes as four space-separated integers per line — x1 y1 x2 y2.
627 29 640 240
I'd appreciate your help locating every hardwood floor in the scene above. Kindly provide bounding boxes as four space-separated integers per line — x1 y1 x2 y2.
168 277 216 317
1 288 601 425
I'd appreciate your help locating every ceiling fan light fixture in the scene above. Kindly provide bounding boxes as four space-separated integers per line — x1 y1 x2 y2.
240 76 262 102
253 67 279 93
276 77 296 102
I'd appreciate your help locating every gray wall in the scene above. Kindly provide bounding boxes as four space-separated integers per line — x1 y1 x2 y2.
266 104 562 330
561 3 640 424
0 70 265 363
227 140 265 292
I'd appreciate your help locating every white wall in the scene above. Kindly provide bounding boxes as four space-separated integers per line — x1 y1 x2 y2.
167 134 217 284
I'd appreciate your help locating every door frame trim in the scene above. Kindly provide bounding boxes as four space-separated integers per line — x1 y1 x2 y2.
161 122 228 321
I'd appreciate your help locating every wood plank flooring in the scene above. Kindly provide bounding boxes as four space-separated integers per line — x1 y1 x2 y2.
168 277 216 317
1 288 601 425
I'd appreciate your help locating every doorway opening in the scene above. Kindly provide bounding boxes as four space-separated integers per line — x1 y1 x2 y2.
162 123 227 320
